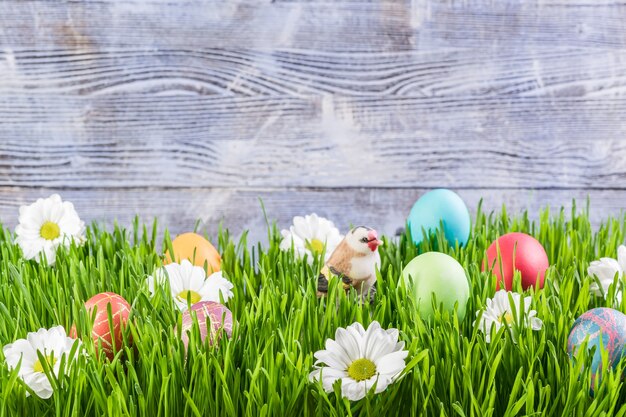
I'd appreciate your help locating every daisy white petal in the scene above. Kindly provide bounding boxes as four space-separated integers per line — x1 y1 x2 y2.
308 368 321 382
293 216 312 239
385 328 399 340
589 248 625 303
474 290 542 344
334 328 361 360
202 271 234 303
375 350 409 377
2 325 81 399
14 195 85 266
317 341 351 369
372 375 393 394
146 260 234 311
588 258 621 295
618 245 626 273
310 321 408 400
530 316 544 331
279 214 343 263
363 328 396 361
394 340 406 351
279 230 307 258
308 367 348 392
346 321 366 337
341 378 366 401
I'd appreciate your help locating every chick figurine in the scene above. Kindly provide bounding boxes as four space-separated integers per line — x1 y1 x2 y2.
317 226 383 302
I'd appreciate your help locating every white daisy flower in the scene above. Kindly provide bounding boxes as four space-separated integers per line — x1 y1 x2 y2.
309 321 408 401
2 325 81 399
14 194 85 265
475 290 543 343
147 259 234 310
588 245 626 302
279 213 343 263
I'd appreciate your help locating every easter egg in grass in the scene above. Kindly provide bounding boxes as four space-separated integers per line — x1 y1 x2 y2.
483 232 549 290
178 301 233 349
165 232 221 273
401 251 470 320
70 292 131 360
568 308 626 392
407 189 471 247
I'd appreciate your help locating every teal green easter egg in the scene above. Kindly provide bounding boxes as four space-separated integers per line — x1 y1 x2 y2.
402 252 470 320
408 189 471 247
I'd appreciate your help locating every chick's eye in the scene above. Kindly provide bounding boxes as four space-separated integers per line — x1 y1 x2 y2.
360 237 369 243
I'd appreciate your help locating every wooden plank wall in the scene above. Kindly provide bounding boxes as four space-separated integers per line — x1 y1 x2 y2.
1 0 625 243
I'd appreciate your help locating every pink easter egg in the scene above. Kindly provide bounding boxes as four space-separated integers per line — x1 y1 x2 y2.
483 232 549 290
178 301 233 349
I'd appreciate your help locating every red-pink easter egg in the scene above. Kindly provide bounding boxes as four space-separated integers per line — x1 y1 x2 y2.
179 301 233 349
483 232 549 290
71 292 131 360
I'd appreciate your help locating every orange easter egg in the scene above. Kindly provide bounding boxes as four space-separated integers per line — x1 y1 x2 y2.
164 232 221 273
71 292 131 360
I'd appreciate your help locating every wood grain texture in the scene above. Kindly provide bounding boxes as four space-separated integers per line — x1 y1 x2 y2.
3 47 626 97
2 1 626 51
0 188 621 245
0 95 625 188
1 0 626 239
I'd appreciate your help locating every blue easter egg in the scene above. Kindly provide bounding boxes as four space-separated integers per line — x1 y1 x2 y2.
407 189 471 247
567 308 626 391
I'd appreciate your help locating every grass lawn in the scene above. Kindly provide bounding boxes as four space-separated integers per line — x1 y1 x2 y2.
2 201 626 416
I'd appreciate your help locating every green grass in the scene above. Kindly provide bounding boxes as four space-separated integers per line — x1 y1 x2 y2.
2 201 626 416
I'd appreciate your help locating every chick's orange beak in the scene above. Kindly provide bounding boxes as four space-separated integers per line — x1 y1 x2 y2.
367 230 383 251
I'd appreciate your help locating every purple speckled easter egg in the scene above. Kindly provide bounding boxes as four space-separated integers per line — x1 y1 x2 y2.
567 308 626 390
179 301 233 349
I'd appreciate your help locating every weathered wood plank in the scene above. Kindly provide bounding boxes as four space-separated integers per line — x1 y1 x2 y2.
0 187 620 245
414 2 626 49
1 0 625 242
0 95 625 188
1 1 626 51
0 1 414 52
2 47 626 98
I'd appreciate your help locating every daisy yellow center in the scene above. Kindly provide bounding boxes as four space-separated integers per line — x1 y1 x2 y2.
33 354 56 373
499 312 514 324
177 290 202 304
347 358 377 382
306 238 325 255
40 221 60 241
